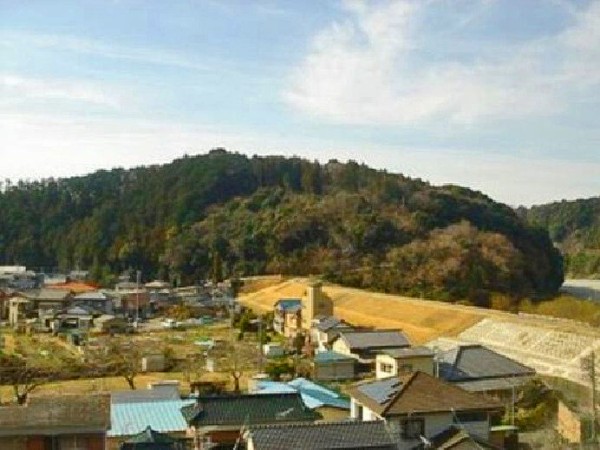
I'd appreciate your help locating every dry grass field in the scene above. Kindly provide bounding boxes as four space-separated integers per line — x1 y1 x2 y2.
239 277 600 344
239 278 484 344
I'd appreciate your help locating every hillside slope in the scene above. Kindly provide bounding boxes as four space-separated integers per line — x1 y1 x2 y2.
239 278 600 346
522 197 600 278
0 150 562 301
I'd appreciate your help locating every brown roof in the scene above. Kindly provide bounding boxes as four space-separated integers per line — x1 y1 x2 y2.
47 281 98 293
0 394 110 436
347 371 503 417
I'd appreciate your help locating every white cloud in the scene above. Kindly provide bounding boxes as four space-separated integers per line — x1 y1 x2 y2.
0 75 120 108
285 0 600 125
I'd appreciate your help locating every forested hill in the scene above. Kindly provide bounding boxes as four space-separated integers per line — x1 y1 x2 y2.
522 197 600 278
0 149 562 304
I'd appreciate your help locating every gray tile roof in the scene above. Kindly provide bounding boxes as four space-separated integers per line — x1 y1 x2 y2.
382 346 434 359
455 377 531 393
340 330 410 350
438 345 535 382
249 420 398 449
316 316 342 332
112 386 181 404
0 394 110 435
181 392 318 427
410 425 500 449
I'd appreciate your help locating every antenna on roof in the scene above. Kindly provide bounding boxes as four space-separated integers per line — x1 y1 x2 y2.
276 407 295 418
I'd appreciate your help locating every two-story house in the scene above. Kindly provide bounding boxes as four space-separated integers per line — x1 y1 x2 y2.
347 371 504 449
273 281 333 338
332 329 411 372
273 298 302 337
375 346 435 379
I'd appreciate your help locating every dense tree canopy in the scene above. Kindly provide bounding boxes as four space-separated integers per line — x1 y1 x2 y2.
0 150 563 302
522 197 600 278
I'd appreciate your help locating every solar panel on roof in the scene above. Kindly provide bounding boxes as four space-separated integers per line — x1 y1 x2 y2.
358 378 402 404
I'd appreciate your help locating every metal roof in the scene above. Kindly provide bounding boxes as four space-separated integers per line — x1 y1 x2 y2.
275 298 302 312
109 399 194 437
252 378 350 411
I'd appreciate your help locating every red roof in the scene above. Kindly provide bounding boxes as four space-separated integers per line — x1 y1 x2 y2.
46 282 98 294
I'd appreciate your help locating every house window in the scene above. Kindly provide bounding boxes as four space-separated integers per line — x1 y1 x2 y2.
380 363 394 373
401 418 425 439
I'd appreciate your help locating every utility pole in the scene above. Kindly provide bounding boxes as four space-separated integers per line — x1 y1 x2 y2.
257 315 263 374
592 351 597 444
135 270 141 324
582 350 597 443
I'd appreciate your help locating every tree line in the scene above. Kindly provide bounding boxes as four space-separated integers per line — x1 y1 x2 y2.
521 197 600 278
0 149 563 304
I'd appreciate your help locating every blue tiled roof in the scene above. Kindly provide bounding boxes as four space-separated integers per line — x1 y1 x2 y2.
253 378 350 411
109 399 195 437
275 298 302 312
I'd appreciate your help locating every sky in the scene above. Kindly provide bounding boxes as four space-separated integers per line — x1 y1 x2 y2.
1 0 599 207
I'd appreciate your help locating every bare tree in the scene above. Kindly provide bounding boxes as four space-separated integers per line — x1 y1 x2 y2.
89 339 143 390
0 354 48 404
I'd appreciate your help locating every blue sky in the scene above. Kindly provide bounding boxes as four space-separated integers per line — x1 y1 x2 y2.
1 0 599 206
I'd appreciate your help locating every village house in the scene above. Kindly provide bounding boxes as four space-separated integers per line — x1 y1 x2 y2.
118 427 187 450
108 381 194 450
347 371 504 449
0 393 111 450
273 281 333 338
375 346 435 379
73 291 114 314
40 305 95 338
312 350 356 381
249 377 351 422
8 288 75 328
0 266 41 290
332 329 411 372
19 288 74 315
437 344 536 398
273 298 302 337
181 392 318 449
246 420 398 450
310 315 354 351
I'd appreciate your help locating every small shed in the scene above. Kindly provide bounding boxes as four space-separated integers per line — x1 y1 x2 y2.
313 350 355 381
262 343 284 358
142 354 166 372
